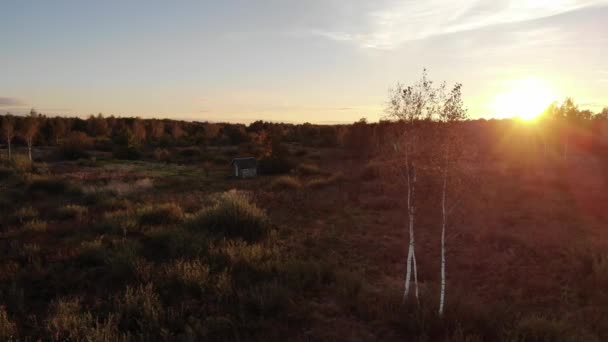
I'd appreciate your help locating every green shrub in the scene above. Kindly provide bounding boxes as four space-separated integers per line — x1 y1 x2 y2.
137 203 184 226
189 191 270 241
55 204 88 221
270 176 301 190
0 306 17 340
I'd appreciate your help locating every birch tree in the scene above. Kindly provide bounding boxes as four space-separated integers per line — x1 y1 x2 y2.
436 83 468 316
387 69 442 303
21 109 40 162
2 114 15 161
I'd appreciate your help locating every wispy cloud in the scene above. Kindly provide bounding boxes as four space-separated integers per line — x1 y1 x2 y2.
0 97 26 107
310 0 608 49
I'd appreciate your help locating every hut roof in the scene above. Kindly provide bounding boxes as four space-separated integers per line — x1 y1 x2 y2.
231 157 257 169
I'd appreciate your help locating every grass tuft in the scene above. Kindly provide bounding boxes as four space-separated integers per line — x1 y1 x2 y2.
189 191 270 241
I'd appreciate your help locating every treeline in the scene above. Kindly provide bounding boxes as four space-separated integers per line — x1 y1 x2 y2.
1 100 607 163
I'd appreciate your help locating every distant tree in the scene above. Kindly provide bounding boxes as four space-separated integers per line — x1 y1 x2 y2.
149 120 165 140
1 114 16 160
132 118 147 143
49 117 68 145
21 109 40 161
594 107 608 121
87 113 109 137
169 122 185 141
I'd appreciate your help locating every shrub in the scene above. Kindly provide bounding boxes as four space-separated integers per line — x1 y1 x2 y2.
105 241 143 281
14 206 38 223
0 306 17 340
189 191 270 241
59 131 92 160
161 259 210 290
258 156 293 175
23 220 47 232
55 204 88 221
153 148 170 162
137 203 184 226
270 176 302 190
11 154 32 173
28 176 74 195
143 228 209 261
46 297 123 341
116 283 163 333
179 147 201 158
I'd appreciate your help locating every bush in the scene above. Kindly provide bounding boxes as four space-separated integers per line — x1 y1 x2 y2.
143 228 209 261
23 220 48 232
153 148 170 163
137 203 184 226
116 284 163 334
59 131 92 160
11 154 32 173
28 176 75 195
270 176 302 190
54 204 88 221
258 156 293 175
179 147 201 158
46 297 122 341
189 191 270 241
161 259 210 290
14 206 38 223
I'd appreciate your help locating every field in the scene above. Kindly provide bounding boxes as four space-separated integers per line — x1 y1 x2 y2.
1 123 608 342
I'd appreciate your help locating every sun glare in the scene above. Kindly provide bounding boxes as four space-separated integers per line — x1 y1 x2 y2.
492 78 556 121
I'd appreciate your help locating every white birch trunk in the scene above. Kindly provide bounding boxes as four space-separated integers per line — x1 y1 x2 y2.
439 144 450 316
27 139 33 161
403 145 418 303
7 139 11 161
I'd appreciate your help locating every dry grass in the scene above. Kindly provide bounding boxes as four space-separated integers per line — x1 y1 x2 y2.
270 175 302 190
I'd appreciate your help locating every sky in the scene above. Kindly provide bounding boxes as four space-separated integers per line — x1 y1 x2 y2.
1 0 607 123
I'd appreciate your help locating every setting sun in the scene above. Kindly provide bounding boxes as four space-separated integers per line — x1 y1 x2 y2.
492 78 556 121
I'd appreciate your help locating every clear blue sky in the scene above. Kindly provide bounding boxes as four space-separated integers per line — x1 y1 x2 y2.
1 0 607 123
